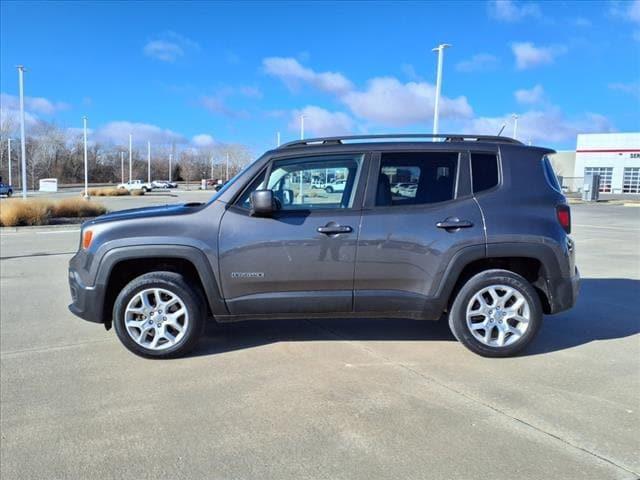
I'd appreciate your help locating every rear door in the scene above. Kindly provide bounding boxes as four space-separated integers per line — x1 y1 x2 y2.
218 153 368 315
354 149 486 317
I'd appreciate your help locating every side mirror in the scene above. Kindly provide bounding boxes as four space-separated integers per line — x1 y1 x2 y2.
250 190 277 216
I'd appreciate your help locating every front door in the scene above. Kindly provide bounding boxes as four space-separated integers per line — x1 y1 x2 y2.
218 153 367 315
354 150 485 317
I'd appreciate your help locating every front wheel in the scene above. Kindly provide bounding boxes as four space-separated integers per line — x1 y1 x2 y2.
6 190 11 197
325 186 333 193
448 269 543 357
113 271 206 359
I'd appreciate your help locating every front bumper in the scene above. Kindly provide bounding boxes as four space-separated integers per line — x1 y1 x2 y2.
68 268 103 323
547 266 580 314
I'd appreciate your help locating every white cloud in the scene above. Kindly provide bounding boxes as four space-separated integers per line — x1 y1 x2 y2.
144 41 184 62
572 17 592 27
143 31 199 62
238 86 263 99
609 0 640 41
191 134 216 147
456 53 499 72
511 42 567 70
342 77 473 126
609 82 640 100
487 0 541 22
1 92 70 115
514 84 546 104
467 108 613 144
95 121 186 145
263 57 353 95
289 106 354 137
199 95 250 119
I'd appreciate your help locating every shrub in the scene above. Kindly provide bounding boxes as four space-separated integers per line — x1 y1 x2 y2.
49 198 107 218
131 189 145 196
0 199 50 226
0 198 107 227
85 187 130 197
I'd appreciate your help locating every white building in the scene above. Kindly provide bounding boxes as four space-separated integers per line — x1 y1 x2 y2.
574 133 640 194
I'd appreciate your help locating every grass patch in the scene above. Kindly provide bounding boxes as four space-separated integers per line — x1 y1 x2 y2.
0 198 107 227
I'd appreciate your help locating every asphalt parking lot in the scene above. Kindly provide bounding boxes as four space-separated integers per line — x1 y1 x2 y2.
1 194 639 479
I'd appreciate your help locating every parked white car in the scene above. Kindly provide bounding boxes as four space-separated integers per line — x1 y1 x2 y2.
398 183 418 197
324 179 346 193
151 180 177 189
117 180 154 192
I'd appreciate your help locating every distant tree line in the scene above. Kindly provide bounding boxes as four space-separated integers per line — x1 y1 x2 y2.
0 117 253 188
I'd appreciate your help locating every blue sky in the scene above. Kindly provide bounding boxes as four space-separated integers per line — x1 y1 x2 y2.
1 0 639 154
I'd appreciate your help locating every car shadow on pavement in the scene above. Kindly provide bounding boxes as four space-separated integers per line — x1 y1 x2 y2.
523 278 640 356
189 278 639 358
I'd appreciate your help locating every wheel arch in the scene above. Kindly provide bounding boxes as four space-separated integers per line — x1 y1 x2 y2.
96 245 226 329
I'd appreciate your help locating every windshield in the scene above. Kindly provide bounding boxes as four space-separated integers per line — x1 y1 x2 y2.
205 155 262 204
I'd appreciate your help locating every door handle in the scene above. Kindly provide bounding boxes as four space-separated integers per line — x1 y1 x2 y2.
436 220 474 229
317 225 353 235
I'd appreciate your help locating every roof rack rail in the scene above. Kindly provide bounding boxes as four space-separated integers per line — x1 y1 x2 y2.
279 133 524 149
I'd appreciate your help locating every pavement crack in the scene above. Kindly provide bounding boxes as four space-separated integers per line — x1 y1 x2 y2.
1 339 112 358
306 319 640 478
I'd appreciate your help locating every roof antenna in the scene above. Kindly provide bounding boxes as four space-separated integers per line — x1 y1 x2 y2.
497 123 506 136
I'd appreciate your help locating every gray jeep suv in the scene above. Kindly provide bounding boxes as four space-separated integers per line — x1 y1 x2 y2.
68 134 579 359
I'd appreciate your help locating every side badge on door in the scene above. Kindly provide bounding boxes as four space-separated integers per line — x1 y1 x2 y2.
231 272 265 279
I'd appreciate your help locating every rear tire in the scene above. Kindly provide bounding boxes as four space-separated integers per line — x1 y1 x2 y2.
113 271 205 359
325 186 333 193
448 269 542 357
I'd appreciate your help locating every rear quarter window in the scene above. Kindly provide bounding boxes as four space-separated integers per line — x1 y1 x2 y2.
471 153 499 193
542 155 562 192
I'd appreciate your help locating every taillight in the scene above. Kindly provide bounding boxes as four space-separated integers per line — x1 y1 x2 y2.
82 229 94 249
556 205 571 234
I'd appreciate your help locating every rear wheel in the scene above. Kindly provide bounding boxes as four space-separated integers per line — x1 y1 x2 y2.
325 186 333 193
6 190 11 197
113 271 205 359
448 269 542 357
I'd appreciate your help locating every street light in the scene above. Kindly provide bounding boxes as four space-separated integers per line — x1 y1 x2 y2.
83 116 88 198
17 65 27 198
277 131 281 147
147 141 151 184
512 114 519 140
169 153 172 182
431 44 451 137
300 115 305 140
128 134 132 182
7 138 12 187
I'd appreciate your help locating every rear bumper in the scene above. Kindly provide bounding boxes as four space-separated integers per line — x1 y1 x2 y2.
548 266 580 314
68 268 103 324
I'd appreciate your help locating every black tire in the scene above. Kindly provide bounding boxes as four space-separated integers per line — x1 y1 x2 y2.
142 187 149 193
6 190 12 197
448 269 543 358
113 271 206 359
325 186 333 193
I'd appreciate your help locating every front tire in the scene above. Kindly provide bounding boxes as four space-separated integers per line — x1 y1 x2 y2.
113 271 205 359
448 269 542 357
325 186 333 193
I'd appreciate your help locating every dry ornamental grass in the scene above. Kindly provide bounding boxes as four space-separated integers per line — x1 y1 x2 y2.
0 198 107 227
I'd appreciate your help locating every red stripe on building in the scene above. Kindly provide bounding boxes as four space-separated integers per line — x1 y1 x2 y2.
576 149 640 153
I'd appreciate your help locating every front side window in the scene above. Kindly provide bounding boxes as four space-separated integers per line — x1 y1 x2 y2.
377 152 458 206
237 155 363 210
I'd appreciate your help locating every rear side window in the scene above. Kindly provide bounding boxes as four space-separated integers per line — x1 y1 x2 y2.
471 153 499 193
542 155 562 192
377 152 458 206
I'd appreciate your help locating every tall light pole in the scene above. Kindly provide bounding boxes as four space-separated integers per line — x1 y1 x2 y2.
300 115 305 140
225 152 229 182
276 131 281 147
210 155 214 180
431 44 451 137
83 116 89 198
7 138 11 187
120 152 124 183
168 153 172 182
128 134 132 182
17 65 27 198
512 114 519 140
147 140 151 183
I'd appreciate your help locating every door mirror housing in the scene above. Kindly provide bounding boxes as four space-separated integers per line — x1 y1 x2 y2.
250 190 277 216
